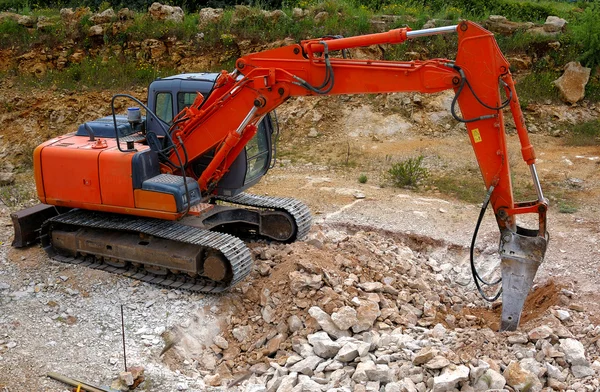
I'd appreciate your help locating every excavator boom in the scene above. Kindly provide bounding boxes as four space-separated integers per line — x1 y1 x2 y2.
167 21 548 330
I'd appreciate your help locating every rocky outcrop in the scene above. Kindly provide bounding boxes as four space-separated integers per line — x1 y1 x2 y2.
90 8 115 24
482 15 533 35
544 15 567 33
198 7 223 28
17 15 36 28
148 2 184 22
59 7 91 25
554 62 591 104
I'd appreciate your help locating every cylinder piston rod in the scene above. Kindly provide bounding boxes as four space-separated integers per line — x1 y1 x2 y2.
529 163 545 202
406 25 458 39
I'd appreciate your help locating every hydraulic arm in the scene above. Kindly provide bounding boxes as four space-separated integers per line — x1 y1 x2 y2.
168 21 548 330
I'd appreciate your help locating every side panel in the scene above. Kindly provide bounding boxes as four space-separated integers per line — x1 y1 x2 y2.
99 148 135 208
41 142 102 205
34 134 74 203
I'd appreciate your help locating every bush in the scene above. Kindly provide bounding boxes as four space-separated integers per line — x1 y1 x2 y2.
573 3 600 71
0 18 31 48
386 155 428 188
358 173 368 184
558 202 577 214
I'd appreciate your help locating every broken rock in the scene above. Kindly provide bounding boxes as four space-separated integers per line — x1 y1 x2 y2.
473 368 506 390
432 365 469 392
307 331 341 358
559 338 587 366
503 361 541 392
553 62 591 104
334 341 360 362
289 355 323 376
290 272 323 294
413 346 437 365
528 325 552 341
232 325 253 343
352 300 380 333
308 306 351 339
331 306 358 331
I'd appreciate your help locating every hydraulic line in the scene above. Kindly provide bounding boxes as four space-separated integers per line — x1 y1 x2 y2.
293 41 335 94
470 185 503 302
449 65 512 124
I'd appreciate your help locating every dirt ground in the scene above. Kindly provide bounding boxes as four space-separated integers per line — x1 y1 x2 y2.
0 85 599 390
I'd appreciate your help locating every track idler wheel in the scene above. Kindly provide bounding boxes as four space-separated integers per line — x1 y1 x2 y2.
203 252 231 282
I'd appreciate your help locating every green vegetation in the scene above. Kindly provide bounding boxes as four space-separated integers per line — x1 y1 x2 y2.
386 155 428 188
0 0 598 103
564 119 600 146
18 56 177 90
572 3 600 71
358 173 368 184
516 71 561 108
558 201 578 213
429 174 485 203
0 182 36 209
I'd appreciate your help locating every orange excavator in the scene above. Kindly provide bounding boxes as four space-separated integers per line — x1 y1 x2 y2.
11 21 548 331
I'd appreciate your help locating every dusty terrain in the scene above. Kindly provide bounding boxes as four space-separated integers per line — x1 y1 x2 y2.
0 83 599 391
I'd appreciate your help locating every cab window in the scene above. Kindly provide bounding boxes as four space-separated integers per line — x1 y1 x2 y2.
177 92 198 112
245 122 270 183
155 92 173 124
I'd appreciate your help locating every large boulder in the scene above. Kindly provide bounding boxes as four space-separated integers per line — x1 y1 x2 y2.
553 62 591 104
148 2 184 23
90 8 115 24
117 8 135 21
198 7 223 28
17 15 37 27
544 16 567 33
60 7 91 24
88 25 104 37
261 9 287 22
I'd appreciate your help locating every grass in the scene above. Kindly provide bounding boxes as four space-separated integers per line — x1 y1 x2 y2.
564 119 600 146
558 201 578 214
15 56 177 90
515 71 560 108
386 155 428 188
0 182 37 210
429 174 485 203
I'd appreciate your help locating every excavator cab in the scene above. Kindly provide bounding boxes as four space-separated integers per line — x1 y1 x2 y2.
147 73 276 196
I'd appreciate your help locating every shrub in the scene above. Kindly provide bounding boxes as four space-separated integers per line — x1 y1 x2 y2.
358 173 368 184
0 18 31 48
386 155 428 188
572 3 600 71
558 202 577 214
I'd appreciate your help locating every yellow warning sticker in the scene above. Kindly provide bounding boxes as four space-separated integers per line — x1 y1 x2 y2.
472 128 482 143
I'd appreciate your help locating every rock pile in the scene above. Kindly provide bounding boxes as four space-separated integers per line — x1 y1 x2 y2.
160 228 600 391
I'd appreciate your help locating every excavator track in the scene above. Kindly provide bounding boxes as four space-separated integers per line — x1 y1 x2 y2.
40 209 253 293
215 192 312 242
